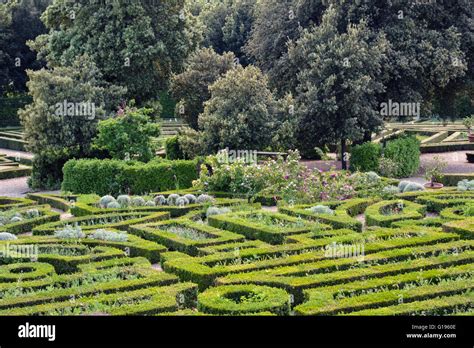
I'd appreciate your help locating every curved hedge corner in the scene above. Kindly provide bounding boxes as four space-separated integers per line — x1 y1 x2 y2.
197 284 291 315
365 200 426 227
442 218 474 239
61 158 199 196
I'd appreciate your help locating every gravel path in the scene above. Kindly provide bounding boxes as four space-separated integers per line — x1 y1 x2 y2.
0 177 60 197
302 151 473 175
0 148 33 160
0 151 471 198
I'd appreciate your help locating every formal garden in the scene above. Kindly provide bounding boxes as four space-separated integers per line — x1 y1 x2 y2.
0 0 473 319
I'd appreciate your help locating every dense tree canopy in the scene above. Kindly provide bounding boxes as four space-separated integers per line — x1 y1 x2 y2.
18 55 126 188
290 6 387 164
170 48 237 129
0 0 48 95
31 0 199 103
195 0 255 65
246 0 471 117
198 66 282 152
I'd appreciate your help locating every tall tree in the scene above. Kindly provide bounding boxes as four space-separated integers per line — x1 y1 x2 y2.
198 66 280 152
196 0 255 65
0 0 48 95
18 55 126 188
170 48 237 129
31 0 199 103
290 6 387 167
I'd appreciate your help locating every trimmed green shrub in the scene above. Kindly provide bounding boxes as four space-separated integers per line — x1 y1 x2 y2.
62 158 198 196
197 284 291 315
350 142 381 172
295 264 474 315
165 136 185 160
384 136 421 178
129 219 244 256
442 218 474 239
365 200 426 227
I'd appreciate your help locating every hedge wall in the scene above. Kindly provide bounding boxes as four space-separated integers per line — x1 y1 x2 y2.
440 173 474 186
62 158 199 195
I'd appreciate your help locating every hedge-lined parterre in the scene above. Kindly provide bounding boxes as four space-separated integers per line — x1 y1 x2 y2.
0 197 37 211
0 205 60 234
278 198 378 232
0 193 473 316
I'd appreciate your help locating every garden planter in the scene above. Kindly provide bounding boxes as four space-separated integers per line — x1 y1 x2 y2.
424 182 444 189
468 134 474 143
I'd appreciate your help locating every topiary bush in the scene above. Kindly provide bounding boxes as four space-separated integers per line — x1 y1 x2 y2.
154 195 166 206
131 197 146 207
176 197 189 207
117 195 132 207
167 194 180 206
165 136 185 160
197 194 214 204
384 136 421 178
99 195 116 208
457 179 474 191
350 142 381 172
106 201 121 209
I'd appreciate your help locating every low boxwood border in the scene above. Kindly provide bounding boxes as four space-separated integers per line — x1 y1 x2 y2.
208 211 322 244
32 211 170 235
130 219 245 256
442 218 474 239
197 284 290 315
365 200 426 227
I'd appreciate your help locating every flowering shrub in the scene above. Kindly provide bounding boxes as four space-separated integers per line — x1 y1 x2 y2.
194 150 361 204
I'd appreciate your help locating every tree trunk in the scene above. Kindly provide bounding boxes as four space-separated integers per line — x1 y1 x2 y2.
341 138 347 170
363 130 372 143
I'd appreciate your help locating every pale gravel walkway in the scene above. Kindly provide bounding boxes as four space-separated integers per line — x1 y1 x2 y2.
0 148 34 160
0 176 60 197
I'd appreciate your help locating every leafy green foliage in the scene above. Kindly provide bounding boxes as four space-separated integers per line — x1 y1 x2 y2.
290 8 386 161
165 136 186 160
93 107 160 163
350 142 381 172
384 136 421 178
32 0 198 102
198 65 290 152
0 0 47 95
195 0 255 65
18 55 126 189
61 158 198 196
171 48 236 129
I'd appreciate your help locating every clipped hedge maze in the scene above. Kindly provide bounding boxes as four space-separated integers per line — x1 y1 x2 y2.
0 190 473 316
0 154 31 180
